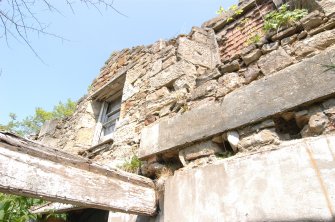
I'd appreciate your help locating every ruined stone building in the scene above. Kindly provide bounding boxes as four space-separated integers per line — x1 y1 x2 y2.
1 0 335 221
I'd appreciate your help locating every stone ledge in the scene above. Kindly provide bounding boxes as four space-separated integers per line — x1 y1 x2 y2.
139 46 335 159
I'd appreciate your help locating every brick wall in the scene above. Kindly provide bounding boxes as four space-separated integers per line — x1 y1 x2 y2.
216 0 273 61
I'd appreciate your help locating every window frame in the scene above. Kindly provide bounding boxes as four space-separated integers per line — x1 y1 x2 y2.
99 93 122 142
92 90 123 145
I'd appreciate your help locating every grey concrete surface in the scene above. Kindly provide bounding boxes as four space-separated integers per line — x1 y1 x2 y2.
164 134 335 222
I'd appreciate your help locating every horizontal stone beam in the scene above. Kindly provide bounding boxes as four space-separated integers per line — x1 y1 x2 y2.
0 132 157 216
139 46 335 158
164 134 335 221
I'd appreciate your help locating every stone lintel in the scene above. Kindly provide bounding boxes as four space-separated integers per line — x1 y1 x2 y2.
139 46 335 159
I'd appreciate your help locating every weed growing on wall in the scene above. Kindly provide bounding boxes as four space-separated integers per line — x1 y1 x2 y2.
263 4 308 33
246 32 263 45
216 4 243 22
121 155 141 173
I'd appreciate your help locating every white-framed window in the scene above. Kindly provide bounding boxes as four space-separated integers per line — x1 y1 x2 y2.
99 95 122 142
91 89 123 145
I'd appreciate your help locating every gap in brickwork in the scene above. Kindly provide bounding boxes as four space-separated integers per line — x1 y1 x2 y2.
274 115 302 140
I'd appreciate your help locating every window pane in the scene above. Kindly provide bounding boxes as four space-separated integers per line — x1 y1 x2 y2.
103 122 116 136
106 97 121 114
106 111 120 123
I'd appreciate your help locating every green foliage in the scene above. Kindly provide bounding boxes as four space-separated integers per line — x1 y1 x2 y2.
0 193 67 222
0 193 43 222
122 155 141 173
52 99 77 119
216 4 243 22
263 4 308 32
246 32 262 46
216 150 235 159
0 99 76 136
323 63 335 72
0 113 22 134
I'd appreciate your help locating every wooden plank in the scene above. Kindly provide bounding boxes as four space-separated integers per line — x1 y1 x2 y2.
0 132 157 216
30 202 83 214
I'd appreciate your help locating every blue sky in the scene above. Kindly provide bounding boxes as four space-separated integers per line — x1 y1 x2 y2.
0 0 236 124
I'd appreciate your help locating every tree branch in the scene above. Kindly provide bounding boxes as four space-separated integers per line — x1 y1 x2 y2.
0 0 126 61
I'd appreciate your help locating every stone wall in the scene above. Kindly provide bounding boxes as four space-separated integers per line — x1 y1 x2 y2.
38 0 335 169
35 2 335 220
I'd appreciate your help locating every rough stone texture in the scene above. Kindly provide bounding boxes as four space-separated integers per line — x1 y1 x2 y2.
191 80 218 100
149 60 197 90
243 64 261 83
165 134 335 222
38 120 59 138
258 47 294 75
317 0 335 17
309 18 335 36
139 46 335 158
218 60 240 73
177 36 220 69
301 10 325 31
294 29 335 58
261 42 279 54
179 141 222 161
271 26 298 41
309 112 330 134
241 49 262 65
216 72 244 97
238 128 280 152
195 69 221 86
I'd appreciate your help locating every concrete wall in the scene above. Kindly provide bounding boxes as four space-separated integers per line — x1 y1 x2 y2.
164 134 335 222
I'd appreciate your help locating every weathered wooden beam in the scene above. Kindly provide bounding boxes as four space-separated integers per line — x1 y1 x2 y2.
0 132 157 216
30 202 83 214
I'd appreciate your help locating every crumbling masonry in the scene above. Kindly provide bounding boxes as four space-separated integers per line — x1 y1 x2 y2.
35 0 335 221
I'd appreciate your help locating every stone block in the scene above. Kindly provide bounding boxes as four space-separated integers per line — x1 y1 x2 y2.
243 64 261 84
180 141 222 161
271 26 299 41
294 29 335 57
316 0 335 17
258 47 294 75
281 34 297 46
191 80 218 100
173 75 196 91
301 10 325 31
309 18 335 36
216 72 244 97
149 60 197 89
195 69 221 86
308 112 329 134
238 128 280 152
148 59 162 77
177 37 220 69
241 49 262 65
139 46 335 158
261 42 279 54
162 56 176 70
218 60 240 73
38 119 59 138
